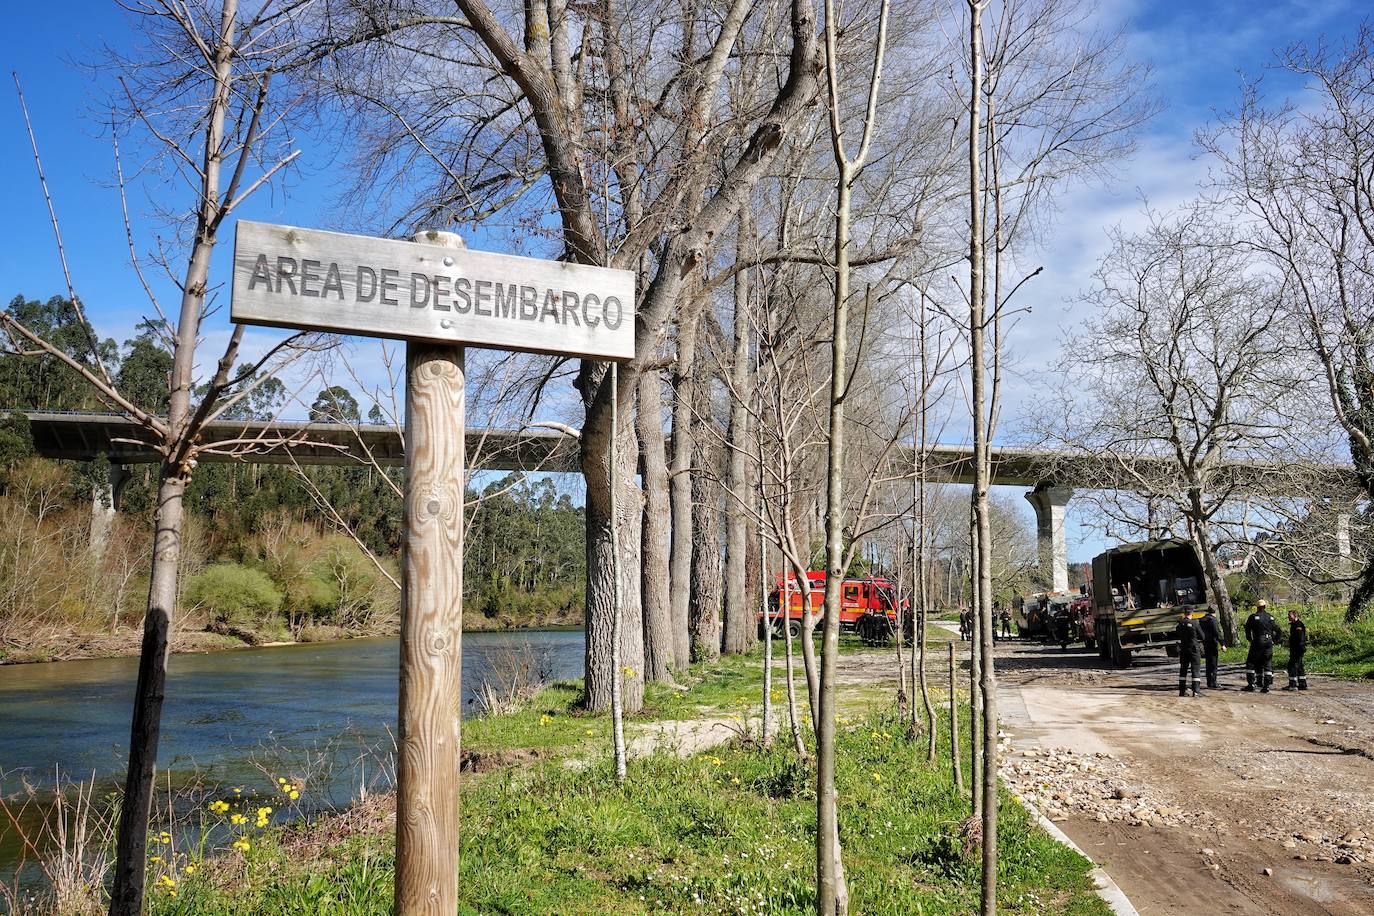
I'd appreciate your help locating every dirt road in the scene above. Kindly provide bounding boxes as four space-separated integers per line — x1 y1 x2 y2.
969 633 1374 914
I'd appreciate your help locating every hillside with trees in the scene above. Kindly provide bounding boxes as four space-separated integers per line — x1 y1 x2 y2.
0 296 586 662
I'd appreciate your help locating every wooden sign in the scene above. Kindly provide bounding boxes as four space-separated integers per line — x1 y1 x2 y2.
231 220 636 360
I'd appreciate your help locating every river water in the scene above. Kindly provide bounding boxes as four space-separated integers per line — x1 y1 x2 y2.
0 630 584 888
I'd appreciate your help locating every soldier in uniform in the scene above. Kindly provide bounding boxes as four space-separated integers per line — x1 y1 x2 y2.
1173 609 1204 697
1243 599 1281 693
1199 606 1226 689
1284 608 1309 691
959 607 971 641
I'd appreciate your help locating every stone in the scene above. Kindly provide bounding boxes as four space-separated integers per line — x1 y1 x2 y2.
1262 867 1273 876
1201 848 1215 857
1336 855 1355 865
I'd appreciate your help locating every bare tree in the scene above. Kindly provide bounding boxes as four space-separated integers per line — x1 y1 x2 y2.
1201 24 1374 620
1039 208 1298 643
3 1 349 909
337 0 826 714
815 0 893 908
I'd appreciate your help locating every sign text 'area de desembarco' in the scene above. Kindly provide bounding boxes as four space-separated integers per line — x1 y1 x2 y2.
230 220 635 360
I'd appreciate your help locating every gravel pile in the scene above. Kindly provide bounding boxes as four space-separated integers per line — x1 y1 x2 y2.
1000 744 1221 830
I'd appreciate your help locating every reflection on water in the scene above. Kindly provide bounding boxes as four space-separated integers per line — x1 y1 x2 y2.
0 629 584 886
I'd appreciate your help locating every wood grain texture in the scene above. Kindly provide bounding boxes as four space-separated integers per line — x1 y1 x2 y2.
396 341 465 915
231 220 635 359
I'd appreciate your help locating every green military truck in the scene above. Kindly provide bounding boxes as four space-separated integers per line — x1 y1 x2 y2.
1091 539 1208 667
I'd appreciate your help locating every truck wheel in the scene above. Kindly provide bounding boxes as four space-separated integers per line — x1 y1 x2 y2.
787 620 802 640
1111 641 1132 668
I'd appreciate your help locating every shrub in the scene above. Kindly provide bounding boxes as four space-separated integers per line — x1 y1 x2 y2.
309 537 396 630
186 563 284 629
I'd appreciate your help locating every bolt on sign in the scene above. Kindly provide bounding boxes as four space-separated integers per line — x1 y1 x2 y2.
231 220 635 360
230 219 633 916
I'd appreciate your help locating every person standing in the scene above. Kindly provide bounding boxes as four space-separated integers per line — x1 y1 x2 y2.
1199 606 1226 689
1284 608 1309 691
1243 599 1281 693
959 607 971 641
1173 610 1204 697
1000 608 1012 640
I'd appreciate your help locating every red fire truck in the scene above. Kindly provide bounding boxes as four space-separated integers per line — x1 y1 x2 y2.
759 571 904 644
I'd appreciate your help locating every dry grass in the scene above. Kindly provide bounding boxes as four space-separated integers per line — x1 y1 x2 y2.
0 773 115 915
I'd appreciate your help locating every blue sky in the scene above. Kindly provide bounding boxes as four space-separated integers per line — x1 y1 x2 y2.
0 0 1365 559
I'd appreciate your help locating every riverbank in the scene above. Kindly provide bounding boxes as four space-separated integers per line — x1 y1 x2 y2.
101 645 1111 915
0 615 584 666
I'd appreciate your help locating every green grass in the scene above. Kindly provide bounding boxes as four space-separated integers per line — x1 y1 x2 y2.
142 642 1106 915
149 708 1107 915
1218 602 1374 679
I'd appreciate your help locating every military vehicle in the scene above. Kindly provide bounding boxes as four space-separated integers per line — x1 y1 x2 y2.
1013 591 1075 642
1091 539 1208 666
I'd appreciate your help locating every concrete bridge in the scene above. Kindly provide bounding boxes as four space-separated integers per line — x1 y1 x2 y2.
19 411 1357 593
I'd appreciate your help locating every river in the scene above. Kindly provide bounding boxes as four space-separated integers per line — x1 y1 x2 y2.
0 630 584 890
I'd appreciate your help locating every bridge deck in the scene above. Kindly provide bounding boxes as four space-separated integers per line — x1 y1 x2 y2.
16 412 1357 491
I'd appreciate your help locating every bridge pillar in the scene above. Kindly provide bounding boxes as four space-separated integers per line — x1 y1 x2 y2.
1025 484 1072 593
90 463 130 561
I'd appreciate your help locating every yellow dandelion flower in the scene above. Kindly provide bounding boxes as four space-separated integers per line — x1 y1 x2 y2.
289 791 300 801
731 777 741 786
158 875 176 889
277 777 287 784
183 864 197 875
584 728 596 736
232 788 242 794
208 800 230 814
871 772 883 783
148 856 162 865
230 813 247 826
232 838 251 853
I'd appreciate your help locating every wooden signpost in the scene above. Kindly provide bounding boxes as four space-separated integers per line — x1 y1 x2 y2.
231 220 634 914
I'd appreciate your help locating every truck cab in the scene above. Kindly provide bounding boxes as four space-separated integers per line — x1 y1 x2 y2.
1091 539 1208 667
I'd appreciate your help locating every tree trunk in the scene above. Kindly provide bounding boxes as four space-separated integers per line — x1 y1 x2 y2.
968 4 1000 909
816 164 853 916
109 472 185 915
723 214 756 656
638 367 675 680
780 572 808 758
949 640 963 791
670 307 702 667
759 509 773 748
581 384 645 713
689 455 723 663
1349 565 1374 623
968 511 983 818
1188 505 1237 645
